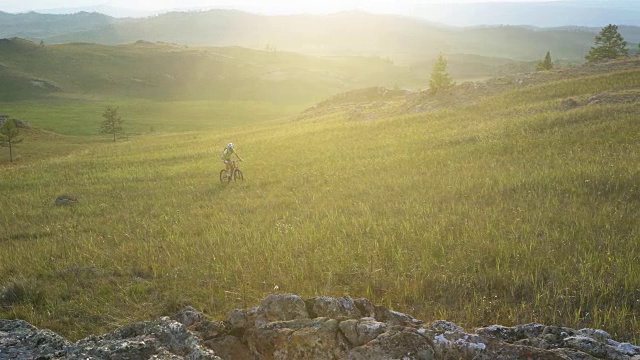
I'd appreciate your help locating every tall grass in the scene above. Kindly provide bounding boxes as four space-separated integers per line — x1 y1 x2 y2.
1 67 638 343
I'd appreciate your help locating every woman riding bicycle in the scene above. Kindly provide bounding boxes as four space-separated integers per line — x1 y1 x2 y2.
221 143 243 175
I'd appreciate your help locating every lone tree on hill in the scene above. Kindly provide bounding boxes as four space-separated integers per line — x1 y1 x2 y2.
585 24 628 62
537 50 553 71
100 105 124 142
0 118 23 162
429 53 455 94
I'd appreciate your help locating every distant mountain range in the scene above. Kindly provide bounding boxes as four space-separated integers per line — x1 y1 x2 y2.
4 1 640 27
1 10 639 62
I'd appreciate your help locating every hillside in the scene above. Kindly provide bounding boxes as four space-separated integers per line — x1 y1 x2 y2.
0 36 583 142
1 58 638 345
0 37 430 103
0 37 543 121
299 58 640 121
2 10 638 62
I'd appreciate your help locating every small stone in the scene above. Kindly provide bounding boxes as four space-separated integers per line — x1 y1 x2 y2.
54 195 78 206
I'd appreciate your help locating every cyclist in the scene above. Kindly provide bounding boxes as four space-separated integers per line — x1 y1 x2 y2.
221 143 243 176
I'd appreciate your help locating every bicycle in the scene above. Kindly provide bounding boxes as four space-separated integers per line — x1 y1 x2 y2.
220 160 244 183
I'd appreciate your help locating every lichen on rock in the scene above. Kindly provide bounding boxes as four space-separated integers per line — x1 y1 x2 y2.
1 293 639 360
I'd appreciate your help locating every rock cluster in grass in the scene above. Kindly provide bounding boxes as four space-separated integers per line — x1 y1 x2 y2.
2 293 639 360
0 115 28 128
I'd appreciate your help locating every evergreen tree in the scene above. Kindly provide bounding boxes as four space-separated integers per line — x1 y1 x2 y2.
429 53 455 94
585 24 628 62
0 118 23 162
100 105 124 142
536 51 553 71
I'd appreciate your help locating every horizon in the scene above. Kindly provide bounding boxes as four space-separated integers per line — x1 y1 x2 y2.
2 0 639 28
0 0 612 16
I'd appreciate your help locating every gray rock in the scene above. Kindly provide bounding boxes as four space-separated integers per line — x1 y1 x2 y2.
420 322 488 359
348 327 435 360
171 305 205 327
374 305 422 326
204 335 252 360
226 308 249 332
2 294 638 360
191 320 226 341
54 195 78 206
353 297 376 318
255 293 309 325
69 317 220 359
339 317 388 346
310 296 362 319
564 335 630 360
246 317 347 360
0 319 70 360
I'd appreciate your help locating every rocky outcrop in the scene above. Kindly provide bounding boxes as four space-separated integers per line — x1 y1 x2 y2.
1 293 639 360
0 317 220 360
0 115 28 128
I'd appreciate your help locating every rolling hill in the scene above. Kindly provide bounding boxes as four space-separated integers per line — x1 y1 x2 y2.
0 36 550 107
0 37 426 103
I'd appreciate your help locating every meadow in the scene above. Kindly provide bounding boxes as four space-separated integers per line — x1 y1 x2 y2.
0 61 639 344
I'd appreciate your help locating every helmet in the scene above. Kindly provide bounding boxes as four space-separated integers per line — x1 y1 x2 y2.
227 143 234 149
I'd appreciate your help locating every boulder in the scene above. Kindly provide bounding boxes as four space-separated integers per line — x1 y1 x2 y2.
338 317 388 346
68 317 220 359
0 319 70 360
255 293 309 325
308 295 362 319
171 305 205 327
348 326 435 360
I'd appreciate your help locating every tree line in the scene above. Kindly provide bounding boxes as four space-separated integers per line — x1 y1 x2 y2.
429 24 636 94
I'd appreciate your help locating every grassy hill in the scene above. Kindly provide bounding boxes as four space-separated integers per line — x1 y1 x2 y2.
0 37 546 138
0 58 638 344
0 38 428 136
0 37 426 102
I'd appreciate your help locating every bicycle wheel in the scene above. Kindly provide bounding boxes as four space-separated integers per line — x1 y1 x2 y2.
233 169 244 182
220 169 230 183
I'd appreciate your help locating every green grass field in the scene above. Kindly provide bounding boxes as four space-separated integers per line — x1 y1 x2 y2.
1 61 639 344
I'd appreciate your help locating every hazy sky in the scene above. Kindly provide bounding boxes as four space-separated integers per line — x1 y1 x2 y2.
2 0 559 13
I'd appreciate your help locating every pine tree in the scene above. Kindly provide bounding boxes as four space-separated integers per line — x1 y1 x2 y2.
0 118 23 162
100 105 124 142
585 24 628 62
429 53 455 94
536 51 553 71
